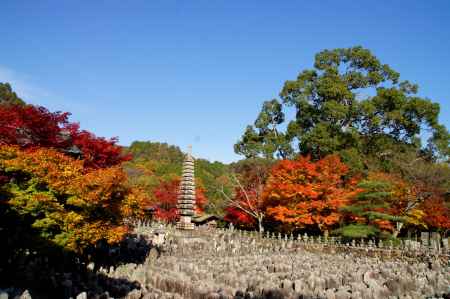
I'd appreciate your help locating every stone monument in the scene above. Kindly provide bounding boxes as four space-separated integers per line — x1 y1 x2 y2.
176 146 196 230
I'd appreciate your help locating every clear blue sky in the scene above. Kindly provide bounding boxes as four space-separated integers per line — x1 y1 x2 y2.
1 1 449 163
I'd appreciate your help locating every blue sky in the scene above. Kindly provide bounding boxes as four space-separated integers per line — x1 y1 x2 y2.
1 1 449 163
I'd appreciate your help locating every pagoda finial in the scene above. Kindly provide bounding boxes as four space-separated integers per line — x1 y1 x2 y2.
188 145 192 155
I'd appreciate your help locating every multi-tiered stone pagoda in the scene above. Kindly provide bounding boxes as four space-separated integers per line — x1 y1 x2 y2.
176 149 196 230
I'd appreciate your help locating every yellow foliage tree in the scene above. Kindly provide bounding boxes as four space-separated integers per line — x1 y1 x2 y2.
0 145 149 254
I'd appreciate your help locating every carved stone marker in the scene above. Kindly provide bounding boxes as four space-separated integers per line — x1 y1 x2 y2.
443 238 449 251
421 232 429 247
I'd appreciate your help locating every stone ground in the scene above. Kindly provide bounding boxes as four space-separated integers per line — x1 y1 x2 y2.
92 227 450 299
2 226 449 299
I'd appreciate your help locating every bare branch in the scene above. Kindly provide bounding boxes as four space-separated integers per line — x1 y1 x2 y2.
230 173 257 213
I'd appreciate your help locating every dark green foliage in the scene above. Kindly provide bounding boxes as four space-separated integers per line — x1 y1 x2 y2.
340 178 404 238
195 159 232 215
333 224 380 238
0 82 25 106
234 99 293 159
343 180 393 219
235 46 449 164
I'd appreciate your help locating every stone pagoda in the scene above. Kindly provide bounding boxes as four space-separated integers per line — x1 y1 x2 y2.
176 147 196 230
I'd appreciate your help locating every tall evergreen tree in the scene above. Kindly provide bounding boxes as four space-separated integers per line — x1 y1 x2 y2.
235 47 449 162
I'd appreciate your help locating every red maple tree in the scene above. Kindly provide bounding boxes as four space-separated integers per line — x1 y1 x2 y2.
223 188 260 229
0 105 73 148
0 104 130 169
223 159 272 232
421 196 450 231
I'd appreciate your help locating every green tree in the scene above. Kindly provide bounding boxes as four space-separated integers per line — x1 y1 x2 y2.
195 158 232 215
234 99 293 159
0 82 25 106
235 47 449 163
338 180 394 238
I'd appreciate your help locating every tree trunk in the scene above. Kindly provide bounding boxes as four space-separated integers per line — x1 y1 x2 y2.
258 216 264 234
393 222 404 238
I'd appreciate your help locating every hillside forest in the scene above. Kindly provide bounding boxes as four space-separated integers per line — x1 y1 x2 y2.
0 46 449 294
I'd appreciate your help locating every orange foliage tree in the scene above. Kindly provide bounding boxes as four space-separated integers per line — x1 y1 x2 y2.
263 155 358 233
0 145 148 254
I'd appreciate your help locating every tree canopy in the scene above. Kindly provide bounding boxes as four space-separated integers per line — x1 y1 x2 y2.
263 155 358 233
0 145 146 253
234 99 293 159
235 46 449 163
0 103 130 169
232 47 449 236
0 82 25 106
0 87 149 295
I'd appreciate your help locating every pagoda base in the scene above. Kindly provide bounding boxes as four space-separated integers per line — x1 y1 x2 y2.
177 216 195 230
176 222 195 230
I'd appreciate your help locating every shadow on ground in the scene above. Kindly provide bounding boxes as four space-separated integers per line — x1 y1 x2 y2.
0 206 151 298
